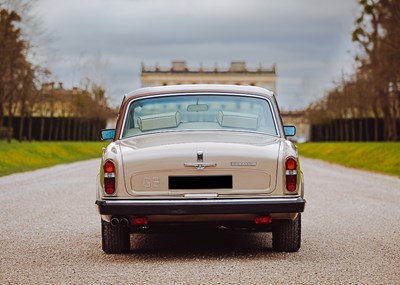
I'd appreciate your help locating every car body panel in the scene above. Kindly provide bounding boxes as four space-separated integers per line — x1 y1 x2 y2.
118 131 280 196
96 84 304 224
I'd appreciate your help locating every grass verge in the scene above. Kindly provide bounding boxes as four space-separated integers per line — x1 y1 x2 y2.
0 141 107 177
297 142 400 177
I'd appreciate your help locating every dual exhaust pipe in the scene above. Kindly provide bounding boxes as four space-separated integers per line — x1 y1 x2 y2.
110 217 129 227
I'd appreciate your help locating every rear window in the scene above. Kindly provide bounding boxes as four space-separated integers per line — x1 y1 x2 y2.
121 94 278 138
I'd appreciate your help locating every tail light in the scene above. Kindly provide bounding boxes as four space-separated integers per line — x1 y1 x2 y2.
131 217 149 225
285 157 297 192
104 160 116 195
255 216 272 224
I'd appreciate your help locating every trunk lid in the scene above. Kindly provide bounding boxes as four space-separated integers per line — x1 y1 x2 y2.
118 131 281 197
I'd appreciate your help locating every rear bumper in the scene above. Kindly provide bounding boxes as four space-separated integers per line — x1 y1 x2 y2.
95 197 306 216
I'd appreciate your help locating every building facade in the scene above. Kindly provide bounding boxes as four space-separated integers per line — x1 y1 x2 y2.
141 61 277 93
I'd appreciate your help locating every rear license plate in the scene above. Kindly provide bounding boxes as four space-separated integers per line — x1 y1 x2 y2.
169 175 233 189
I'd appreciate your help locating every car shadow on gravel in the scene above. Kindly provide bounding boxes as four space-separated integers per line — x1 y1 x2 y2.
128 230 274 257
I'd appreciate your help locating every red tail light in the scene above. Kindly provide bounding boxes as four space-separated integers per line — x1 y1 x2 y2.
286 157 297 170
104 178 115 195
255 216 272 224
285 157 297 192
104 161 115 173
104 160 116 195
131 217 149 225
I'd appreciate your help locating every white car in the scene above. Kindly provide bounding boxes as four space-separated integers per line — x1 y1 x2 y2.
96 84 305 253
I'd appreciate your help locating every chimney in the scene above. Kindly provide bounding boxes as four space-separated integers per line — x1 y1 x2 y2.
229 61 247 72
171 61 187 72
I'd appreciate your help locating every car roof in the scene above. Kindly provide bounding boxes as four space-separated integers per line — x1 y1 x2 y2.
124 84 275 101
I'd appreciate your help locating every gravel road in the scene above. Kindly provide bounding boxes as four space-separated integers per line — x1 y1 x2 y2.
0 157 399 284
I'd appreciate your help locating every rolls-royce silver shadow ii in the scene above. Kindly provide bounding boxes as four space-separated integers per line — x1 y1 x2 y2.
96 84 305 253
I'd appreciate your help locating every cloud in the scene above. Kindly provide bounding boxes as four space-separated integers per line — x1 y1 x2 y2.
34 0 359 109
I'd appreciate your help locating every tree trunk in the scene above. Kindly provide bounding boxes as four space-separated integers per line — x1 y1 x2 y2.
7 99 13 143
40 117 45 141
18 100 26 141
78 121 83 141
344 119 349 141
67 117 72 141
48 117 53 141
374 118 379 141
383 104 396 141
54 117 60 141
365 118 370 141
351 119 356 141
7 115 13 143
334 120 338 141
86 121 91 141
73 118 78 141
0 103 4 128
91 120 97 141
340 119 344 142
28 115 32 141
18 112 25 141
60 118 65 141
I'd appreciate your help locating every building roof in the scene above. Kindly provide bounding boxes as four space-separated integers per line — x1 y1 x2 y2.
141 61 276 75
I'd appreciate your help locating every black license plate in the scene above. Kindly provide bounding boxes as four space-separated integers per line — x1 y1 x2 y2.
168 175 233 189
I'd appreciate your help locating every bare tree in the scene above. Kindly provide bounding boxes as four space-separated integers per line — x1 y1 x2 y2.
307 0 400 142
352 0 400 140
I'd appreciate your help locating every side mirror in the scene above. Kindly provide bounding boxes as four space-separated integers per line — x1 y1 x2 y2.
101 129 115 140
284 126 296 137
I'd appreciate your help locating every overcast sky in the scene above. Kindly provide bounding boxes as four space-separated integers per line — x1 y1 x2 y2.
33 0 359 109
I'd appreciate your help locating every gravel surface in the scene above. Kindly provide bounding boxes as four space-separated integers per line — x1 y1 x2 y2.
0 157 399 284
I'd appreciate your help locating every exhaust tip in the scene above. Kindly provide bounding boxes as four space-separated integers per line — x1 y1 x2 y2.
110 217 120 226
120 218 129 226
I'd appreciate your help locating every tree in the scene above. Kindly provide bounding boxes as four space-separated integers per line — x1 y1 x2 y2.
352 0 400 140
307 0 400 142
0 8 28 141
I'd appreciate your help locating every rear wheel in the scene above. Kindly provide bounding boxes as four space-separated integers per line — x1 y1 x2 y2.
101 219 131 253
272 214 301 252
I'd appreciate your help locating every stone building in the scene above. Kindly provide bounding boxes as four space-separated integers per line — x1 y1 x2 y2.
141 61 277 93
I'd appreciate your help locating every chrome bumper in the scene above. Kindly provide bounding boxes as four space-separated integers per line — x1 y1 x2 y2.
96 197 306 216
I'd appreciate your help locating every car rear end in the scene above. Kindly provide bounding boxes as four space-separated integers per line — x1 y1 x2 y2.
96 85 305 253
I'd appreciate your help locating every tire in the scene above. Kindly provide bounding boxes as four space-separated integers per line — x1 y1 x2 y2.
272 214 301 252
101 219 131 254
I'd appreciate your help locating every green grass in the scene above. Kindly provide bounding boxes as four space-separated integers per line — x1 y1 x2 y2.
0 141 107 177
297 142 400 177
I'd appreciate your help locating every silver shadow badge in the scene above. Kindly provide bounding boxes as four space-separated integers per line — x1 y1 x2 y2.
184 151 217 170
